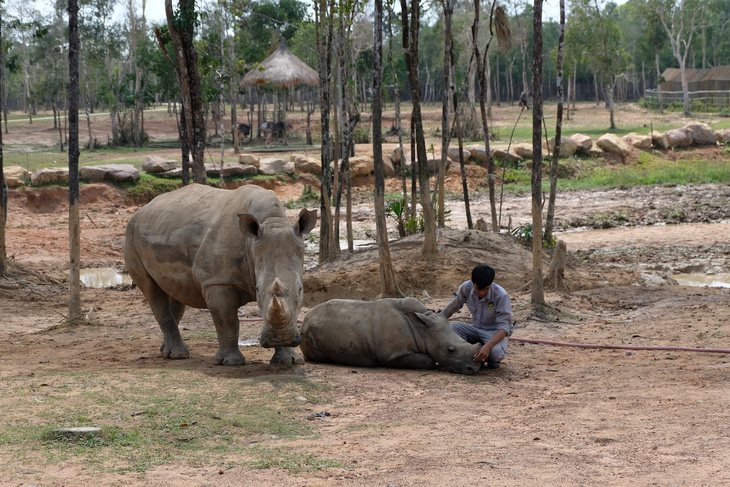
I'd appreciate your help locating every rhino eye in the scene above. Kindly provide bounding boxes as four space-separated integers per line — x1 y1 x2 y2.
448 346 456 354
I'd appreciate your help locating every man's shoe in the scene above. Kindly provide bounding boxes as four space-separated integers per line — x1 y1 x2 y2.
486 360 501 369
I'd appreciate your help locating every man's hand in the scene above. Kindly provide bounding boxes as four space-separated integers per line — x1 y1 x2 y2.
473 343 492 363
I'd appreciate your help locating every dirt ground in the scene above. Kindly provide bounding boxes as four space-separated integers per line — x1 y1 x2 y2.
1 105 730 486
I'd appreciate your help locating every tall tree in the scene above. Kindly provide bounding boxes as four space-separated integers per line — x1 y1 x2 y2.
315 0 335 263
651 0 701 116
531 0 544 307
373 0 401 297
400 0 438 256
544 0 565 245
0 2 6 277
68 0 82 320
164 0 207 184
438 0 456 228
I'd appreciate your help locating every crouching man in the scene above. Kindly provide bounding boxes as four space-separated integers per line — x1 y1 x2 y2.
441 264 514 369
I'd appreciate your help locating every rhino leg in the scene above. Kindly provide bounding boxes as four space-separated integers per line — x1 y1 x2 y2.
270 346 304 366
387 353 436 370
205 286 246 366
138 279 189 360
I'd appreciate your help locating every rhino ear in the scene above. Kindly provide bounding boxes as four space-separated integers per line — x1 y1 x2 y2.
413 311 440 329
238 214 261 239
294 208 318 236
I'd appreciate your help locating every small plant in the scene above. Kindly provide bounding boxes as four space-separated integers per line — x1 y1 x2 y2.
510 223 557 248
285 185 320 209
385 199 408 237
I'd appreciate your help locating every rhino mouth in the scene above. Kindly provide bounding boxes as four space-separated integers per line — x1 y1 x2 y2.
259 331 301 349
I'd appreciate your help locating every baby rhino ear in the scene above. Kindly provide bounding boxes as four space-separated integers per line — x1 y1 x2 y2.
294 208 318 236
413 311 442 330
238 214 261 239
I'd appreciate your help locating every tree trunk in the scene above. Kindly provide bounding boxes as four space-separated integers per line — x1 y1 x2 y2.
165 0 207 184
68 0 82 321
545 0 565 245
530 0 545 307
315 0 334 263
438 0 456 229
655 51 663 113
0 14 6 276
401 0 437 256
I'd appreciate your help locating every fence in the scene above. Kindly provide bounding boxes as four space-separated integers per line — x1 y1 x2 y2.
644 89 730 109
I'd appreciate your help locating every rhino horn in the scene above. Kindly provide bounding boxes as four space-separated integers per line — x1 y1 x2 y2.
267 295 289 324
270 277 286 297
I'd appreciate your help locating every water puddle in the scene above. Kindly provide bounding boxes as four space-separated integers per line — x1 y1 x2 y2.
673 273 730 288
80 268 133 288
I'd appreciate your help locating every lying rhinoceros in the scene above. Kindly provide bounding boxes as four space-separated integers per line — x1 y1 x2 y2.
124 183 317 366
300 297 481 374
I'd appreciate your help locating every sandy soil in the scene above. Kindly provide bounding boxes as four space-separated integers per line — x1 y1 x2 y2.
1 105 729 486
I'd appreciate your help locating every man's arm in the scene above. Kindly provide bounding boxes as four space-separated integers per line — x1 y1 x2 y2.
440 295 462 318
473 330 508 362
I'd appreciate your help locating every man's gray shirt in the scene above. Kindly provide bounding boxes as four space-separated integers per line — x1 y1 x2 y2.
451 280 514 336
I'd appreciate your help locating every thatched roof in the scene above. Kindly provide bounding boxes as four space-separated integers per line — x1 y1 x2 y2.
240 42 319 88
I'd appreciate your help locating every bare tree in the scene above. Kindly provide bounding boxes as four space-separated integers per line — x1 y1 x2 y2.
544 0 565 244
315 0 335 263
68 0 82 320
530 0 544 307
164 0 207 184
0 11 6 277
438 0 457 228
400 0 438 256
651 0 700 116
373 0 401 297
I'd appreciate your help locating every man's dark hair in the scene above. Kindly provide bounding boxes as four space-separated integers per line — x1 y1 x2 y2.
472 265 495 289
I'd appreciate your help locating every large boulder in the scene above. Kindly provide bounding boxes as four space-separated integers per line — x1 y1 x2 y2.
404 152 452 173
682 122 717 146
492 148 522 164
349 155 374 177
596 133 631 157
570 133 593 152
3 166 29 188
546 136 578 157
80 164 140 183
651 131 670 150
391 146 405 164
622 132 652 151
143 155 177 173
512 143 534 159
239 154 260 167
31 167 70 186
716 128 730 144
382 157 396 178
587 143 605 157
465 145 488 164
220 164 258 177
447 146 471 162
446 163 488 178
664 128 693 147
293 155 322 175
258 157 295 175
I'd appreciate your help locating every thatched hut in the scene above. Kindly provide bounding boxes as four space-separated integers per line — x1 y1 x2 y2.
657 66 730 108
240 41 319 144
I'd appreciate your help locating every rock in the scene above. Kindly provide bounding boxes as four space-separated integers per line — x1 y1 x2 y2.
349 155 374 177
80 164 140 183
664 128 693 147
622 132 652 150
446 164 488 178
31 167 70 186
512 143 533 159
447 146 470 162
492 148 522 164
587 143 604 157
220 164 258 177
391 146 404 164
546 136 578 157
570 133 593 151
294 155 322 175
382 157 396 178
651 131 670 150
466 145 488 163
475 218 490 232
682 122 717 146
404 152 452 173
258 157 295 175
596 133 631 157
716 128 730 144
143 155 177 173
3 166 29 188
239 154 260 166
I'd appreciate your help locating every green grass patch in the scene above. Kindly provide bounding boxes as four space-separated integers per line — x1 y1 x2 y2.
248 446 345 472
0 370 327 474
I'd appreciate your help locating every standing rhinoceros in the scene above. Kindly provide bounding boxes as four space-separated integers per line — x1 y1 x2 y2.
124 183 317 366
300 298 481 374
